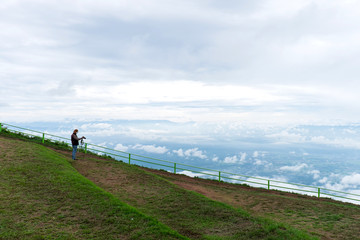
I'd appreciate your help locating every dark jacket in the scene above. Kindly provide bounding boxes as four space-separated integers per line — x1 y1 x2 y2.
71 133 81 146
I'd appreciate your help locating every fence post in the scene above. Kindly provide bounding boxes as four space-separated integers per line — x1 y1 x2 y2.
84 143 87 154
318 188 321 198
42 133 45 143
0 123 2 133
219 171 221 182
129 153 131 164
174 163 176 174
268 180 270 190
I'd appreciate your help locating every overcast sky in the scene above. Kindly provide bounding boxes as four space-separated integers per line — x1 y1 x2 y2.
2 0 360 125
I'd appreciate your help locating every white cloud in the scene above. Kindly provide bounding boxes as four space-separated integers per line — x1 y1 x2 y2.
173 149 184 157
318 173 360 195
319 177 328 184
308 170 320 179
185 148 207 159
341 173 360 186
81 123 112 130
265 126 360 150
266 130 306 144
251 0 313 21
3 1 360 126
280 163 308 172
76 81 287 107
79 123 114 136
239 152 247 162
132 144 168 154
254 159 264 166
224 155 238 164
222 152 247 164
309 136 360 149
269 176 288 183
114 143 128 152
173 147 207 159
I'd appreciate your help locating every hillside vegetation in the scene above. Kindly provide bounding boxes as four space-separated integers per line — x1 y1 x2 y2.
144 169 360 240
0 137 186 240
69 150 360 240
1 132 359 239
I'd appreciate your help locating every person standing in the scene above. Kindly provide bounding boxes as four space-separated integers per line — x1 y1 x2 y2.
71 129 85 160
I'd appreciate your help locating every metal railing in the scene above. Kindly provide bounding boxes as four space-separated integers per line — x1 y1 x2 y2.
1 122 360 204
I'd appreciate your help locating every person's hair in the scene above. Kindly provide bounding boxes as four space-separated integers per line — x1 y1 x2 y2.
73 129 78 134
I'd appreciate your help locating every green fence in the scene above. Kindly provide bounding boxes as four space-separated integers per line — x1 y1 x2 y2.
1 122 360 204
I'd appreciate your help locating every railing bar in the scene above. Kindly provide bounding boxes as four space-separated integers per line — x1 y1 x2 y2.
130 158 173 169
271 185 318 194
218 177 268 187
213 176 269 187
86 149 129 159
175 167 219 177
221 171 270 181
87 143 177 164
221 176 252 182
320 189 360 197
87 147 128 156
2 123 44 134
222 171 318 189
270 181 318 189
7 130 42 139
44 133 69 140
130 155 175 164
130 153 181 164
242 180 268 186
176 163 219 172
87 143 129 154
320 193 360 202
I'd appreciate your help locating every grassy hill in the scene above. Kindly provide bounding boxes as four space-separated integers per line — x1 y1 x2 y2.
0 137 186 240
144 169 360 240
0 132 359 239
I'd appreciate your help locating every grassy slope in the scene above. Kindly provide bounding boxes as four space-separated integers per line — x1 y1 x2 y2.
0 137 187 240
0 135 317 240
72 155 316 239
145 168 360 240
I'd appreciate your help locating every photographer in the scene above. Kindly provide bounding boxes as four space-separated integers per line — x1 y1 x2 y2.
71 129 86 160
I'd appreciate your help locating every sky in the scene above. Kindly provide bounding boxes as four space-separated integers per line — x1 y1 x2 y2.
2 1 360 202
2 0 360 125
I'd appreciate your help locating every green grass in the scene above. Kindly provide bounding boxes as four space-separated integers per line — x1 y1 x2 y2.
0 137 187 240
150 168 360 240
0 131 320 239
74 156 317 240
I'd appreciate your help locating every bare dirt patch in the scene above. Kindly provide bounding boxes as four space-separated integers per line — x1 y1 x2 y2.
0 137 24 162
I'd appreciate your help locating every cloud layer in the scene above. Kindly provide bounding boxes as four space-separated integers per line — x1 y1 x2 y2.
2 0 360 126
